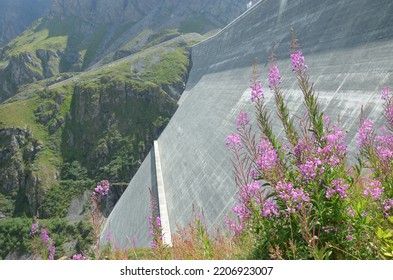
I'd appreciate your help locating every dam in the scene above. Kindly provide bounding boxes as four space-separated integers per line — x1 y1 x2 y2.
101 0 393 248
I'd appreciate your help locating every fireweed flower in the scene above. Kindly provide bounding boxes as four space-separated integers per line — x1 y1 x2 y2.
294 141 308 162
239 181 261 203
236 111 250 129
261 199 279 219
275 181 310 213
72 254 87 260
382 199 393 217
381 87 390 100
40 228 50 244
363 180 384 199
226 133 242 150
30 221 39 236
290 50 307 74
256 139 278 172
322 226 338 234
268 65 282 90
347 208 356 217
251 82 264 102
326 178 349 199
225 217 243 235
49 245 56 260
376 144 393 161
318 127 347 166
233 204 251 223
357 119 374 149
299 158 324 181
148 215 163 248
94 180 110 199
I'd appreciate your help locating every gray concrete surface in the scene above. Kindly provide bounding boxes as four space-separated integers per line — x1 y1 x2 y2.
101 0 393 248
100 151 157 248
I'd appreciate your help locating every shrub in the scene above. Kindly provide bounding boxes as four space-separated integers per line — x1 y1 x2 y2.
226 35 393 259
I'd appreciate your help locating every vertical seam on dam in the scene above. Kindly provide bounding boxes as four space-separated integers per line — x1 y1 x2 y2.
153 140 172 246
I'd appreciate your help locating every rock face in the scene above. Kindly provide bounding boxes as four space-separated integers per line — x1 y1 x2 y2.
63 76 179 180
49 0 249 27
0 128 42 216
0 0 53 47
0 53 45 102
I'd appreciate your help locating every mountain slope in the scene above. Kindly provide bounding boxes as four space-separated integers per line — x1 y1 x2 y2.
0 0 53 47
0 0 249 102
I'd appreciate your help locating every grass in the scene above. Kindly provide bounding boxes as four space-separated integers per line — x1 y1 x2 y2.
2 20 67 59
99 217 253 260
142 47 190 85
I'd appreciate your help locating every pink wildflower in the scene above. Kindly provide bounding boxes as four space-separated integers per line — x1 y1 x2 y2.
236 111 250 129
363 180 384 199
326 178 349 199
30 221 39 236
381 87 390 100
268 65 281 90
290 50 307 74
256 139 278 172
72 254 87 260
226 133 242 150
251 82 264 102
357 119 374 149
261 199 279 218
94 180 110 199
300 158 324 181
40 228 50 244
49 245 56 260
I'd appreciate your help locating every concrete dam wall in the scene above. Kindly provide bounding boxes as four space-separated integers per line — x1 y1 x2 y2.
101 0 393 248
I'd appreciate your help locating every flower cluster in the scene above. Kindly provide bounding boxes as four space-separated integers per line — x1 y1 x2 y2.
49 245 56 260
94 180 110 199
149 215 163 248
381 87 390 100
226 133 242 151
275 181 310 213
318 127 347 166
261 199 279 218
381 199 393 218
290 50 307 74
233 204 251 223
256 139 278 172
251 82 264 102
363 180 384 200
357 119 374 149
30 220 56 260
40 228 50 244
72 253 87 260
326 178 349 199
239 181 261 204
225 217 243 234
299 158 324 181
268 65 281 90
237 111 250 129
30 221 39 236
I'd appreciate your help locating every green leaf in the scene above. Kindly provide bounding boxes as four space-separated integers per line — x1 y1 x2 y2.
376 227 384 239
